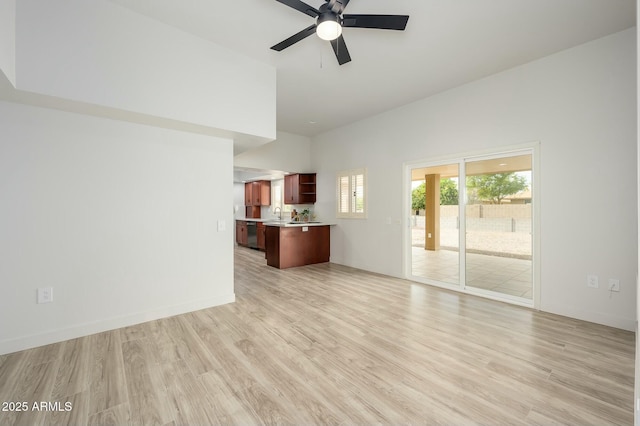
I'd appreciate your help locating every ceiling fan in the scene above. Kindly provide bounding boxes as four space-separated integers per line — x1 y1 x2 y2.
270 0 409 65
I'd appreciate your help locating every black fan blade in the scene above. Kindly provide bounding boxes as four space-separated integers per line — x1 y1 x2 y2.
271 24 317 51
275 0 320 17
342 14 409 30
326 0 350 14
330 35 351 65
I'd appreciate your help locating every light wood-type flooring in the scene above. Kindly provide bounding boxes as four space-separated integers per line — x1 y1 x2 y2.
0 246 635 425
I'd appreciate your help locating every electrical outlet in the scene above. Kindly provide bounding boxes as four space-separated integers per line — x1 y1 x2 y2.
607 278 620 292
587 275 599 288
37 287 53 304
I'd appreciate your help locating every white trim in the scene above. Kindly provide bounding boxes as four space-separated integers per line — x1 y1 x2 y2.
459 160 467 289
402 141 540 309
403 140 541 169
402 166 412 278
532 143 542 308
0 293 236 355
336 168 368 219
543 302 634 331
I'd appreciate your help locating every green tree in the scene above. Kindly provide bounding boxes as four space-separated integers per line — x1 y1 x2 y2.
466 172 528 204
412 179 459 213
440 178 458 205
411 183 425 214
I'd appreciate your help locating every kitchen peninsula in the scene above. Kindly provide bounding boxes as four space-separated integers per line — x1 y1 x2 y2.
264 222 332 269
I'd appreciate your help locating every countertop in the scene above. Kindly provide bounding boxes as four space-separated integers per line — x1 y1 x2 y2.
264 221 335 228
236 218 335 227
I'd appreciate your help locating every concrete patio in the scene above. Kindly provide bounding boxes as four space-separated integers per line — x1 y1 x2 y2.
411 218 532 299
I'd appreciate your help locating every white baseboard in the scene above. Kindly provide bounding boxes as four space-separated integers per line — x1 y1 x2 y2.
0 293 235 355
542 302 635 331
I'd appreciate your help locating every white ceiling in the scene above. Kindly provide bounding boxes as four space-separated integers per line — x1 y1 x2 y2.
110 0 635 137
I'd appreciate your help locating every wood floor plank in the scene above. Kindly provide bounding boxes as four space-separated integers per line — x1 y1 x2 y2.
0 245 634 425
119 323 148 343
164 316 220 375
484 342 632 423
161 360 217 425
87 402 131 426
0 352 30 405
121 338 174 426
144 319 182 365
225 309 384 424
6 360 60 426
233 383 298 425
528 395 630 426
46 390 90 426
233 337 341 425
198 369 257 425
547 369 631 411
89 330 128 415
25 342 63 367
189 310 262 393
50 337 92 400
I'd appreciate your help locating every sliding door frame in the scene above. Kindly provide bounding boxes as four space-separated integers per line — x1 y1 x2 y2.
402 142 540 309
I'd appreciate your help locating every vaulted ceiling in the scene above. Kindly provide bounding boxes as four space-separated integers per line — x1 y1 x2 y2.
111 0 635 137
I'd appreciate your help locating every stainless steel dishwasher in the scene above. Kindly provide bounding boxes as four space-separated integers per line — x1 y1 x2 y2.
246 221 258 249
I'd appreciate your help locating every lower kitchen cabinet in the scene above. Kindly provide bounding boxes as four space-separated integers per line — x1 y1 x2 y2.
235 220 248 246
257 222 266 251
265 225 329 269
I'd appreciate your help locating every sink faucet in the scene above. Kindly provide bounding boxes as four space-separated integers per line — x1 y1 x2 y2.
274 206 282 221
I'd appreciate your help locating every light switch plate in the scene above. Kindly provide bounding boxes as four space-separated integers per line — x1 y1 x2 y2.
217 220 226 232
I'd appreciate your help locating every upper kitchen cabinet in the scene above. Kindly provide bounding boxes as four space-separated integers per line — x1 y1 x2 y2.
244 182 252 206
244 181 271 206
284 173 316 204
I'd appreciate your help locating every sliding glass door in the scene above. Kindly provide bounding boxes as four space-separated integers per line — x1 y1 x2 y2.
407 148 535 306
410 163 460 286
464 153 533 299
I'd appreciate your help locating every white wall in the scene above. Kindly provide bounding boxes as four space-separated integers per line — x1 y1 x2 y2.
0 101 235 354
0 0 15 85
13 0 275 141
234 131 313 173
312 28 637 330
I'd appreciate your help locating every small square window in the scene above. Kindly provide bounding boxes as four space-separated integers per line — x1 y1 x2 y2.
336 168 367 218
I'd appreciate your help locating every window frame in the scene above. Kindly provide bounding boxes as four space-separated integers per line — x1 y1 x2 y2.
336 168 367 219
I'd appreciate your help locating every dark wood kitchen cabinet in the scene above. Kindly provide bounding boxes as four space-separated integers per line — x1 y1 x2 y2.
235 220 248 246
244 183 252 206
245 180 271 219
245 181 271 206
265 225 329 269
284 173 316 205
256 221 266 251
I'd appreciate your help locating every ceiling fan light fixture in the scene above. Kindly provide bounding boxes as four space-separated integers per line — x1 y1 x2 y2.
270 0 410 66
316 13 342 41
